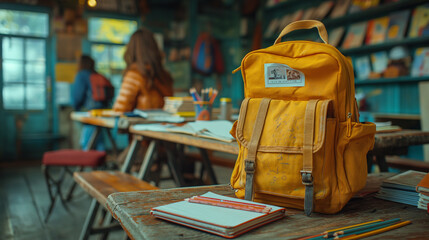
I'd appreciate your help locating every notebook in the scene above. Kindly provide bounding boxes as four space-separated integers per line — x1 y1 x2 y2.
375 170 427 206
150 192 286 238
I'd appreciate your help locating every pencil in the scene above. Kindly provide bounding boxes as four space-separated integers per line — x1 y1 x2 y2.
333 218 401 237
297 219 383 240
185 196 272 213
338 220 411 240
209 89 218 104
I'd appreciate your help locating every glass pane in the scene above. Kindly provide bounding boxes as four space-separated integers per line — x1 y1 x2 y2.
26 84 45 110
109 45 126 70
91 44 110 73
26 61 45 83
88 17 137 44
3 84 24 109
26 39 45 61
2 37 24 60
0 10 49 37
3 60 24 83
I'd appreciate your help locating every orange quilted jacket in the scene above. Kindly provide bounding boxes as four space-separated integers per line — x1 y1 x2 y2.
113 65 173 112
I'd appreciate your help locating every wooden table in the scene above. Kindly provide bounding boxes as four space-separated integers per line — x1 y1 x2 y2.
106 173 429 240
369 130 429 172
130 127 429 181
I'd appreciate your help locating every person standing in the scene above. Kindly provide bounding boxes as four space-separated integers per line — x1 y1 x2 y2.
72 55 111 150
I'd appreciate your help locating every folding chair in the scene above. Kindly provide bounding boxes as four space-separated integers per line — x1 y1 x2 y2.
41 149 106 222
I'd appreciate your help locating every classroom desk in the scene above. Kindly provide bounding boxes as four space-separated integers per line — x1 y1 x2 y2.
106 173 429 240
129 127 429 183
369 130 429 172
71 111 152 154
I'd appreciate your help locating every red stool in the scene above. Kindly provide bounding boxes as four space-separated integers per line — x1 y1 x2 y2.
41 149 106 222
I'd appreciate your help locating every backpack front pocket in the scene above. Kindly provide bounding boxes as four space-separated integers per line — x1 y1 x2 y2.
231 98 336 209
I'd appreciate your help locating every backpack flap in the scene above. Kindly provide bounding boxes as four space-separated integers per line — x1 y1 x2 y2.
233 98 336 214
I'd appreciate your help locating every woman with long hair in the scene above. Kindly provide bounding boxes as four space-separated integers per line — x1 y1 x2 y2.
113 27 173 112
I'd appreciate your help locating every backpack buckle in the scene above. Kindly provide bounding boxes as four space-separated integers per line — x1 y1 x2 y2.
300 171 313 186
244 159 255 173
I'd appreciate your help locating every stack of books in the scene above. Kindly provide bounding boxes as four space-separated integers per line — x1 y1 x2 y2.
416 172 429 212
163 97 195 117
375 170 427 206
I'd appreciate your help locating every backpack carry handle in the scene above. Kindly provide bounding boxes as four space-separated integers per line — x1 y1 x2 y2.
274 20 329 45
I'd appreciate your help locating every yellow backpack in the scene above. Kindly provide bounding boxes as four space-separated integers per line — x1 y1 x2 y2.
230 20 376 215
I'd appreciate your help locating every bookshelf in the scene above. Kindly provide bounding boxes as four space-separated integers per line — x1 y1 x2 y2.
262 0 429 121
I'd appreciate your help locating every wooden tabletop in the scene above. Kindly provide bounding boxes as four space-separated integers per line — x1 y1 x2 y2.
129 127 239 155
106 173 428 240
130 127 429 155
70 111 153 130
373 130 429 149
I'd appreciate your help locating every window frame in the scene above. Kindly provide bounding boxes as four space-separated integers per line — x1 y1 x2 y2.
0 5 50 112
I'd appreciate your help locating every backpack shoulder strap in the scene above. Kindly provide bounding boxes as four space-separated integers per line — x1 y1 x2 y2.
244 98 271 201
302 99 319 216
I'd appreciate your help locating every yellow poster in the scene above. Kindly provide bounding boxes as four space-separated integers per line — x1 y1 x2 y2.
55 63 78 83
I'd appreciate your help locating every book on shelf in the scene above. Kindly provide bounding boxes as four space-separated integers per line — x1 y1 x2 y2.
329 0 352 18
264 18 280 38
375 170 427 206
353 55 371 80
302 7 316 20
341 21 368 49
150 192 286 238
365 16 390 45
408 3 429 38
371 51 389 74
385 10 410 42
328 27 345 47
312 1 335 20
410 47 429 77
348 0 380 14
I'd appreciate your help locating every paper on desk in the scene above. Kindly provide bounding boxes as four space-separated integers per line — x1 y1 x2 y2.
132 123 170 132
167 120 235 142
132 120 235 142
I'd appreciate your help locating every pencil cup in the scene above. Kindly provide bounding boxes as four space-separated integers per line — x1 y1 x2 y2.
194 101 212 121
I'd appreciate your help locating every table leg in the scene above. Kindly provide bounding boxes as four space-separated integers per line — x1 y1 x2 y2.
165 142 186 187
85 126 102 151
376 154 389 172
79 199 99 240
105 128 118 157
137 140 157 180
199 148 218 184
120 136 141 173
367 153 374 173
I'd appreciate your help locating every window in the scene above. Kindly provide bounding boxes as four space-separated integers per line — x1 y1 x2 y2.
0 10 48 110
88 17 137 89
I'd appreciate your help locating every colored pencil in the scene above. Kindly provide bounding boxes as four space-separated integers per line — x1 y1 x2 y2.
185 196 272 213
297 219 383 240
338 220 411 240
209 89 218 104
332 218 401 237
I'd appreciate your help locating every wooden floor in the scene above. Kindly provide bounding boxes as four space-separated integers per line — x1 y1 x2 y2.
0 161 233 240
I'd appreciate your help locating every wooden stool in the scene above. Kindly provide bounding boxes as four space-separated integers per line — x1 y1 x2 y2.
41 149 106 222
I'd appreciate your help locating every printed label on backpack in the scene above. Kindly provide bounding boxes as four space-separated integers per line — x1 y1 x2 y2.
264 63 305 88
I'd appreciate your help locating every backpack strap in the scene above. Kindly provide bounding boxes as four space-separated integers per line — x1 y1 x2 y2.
244 98 271 201
301 99 319 216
